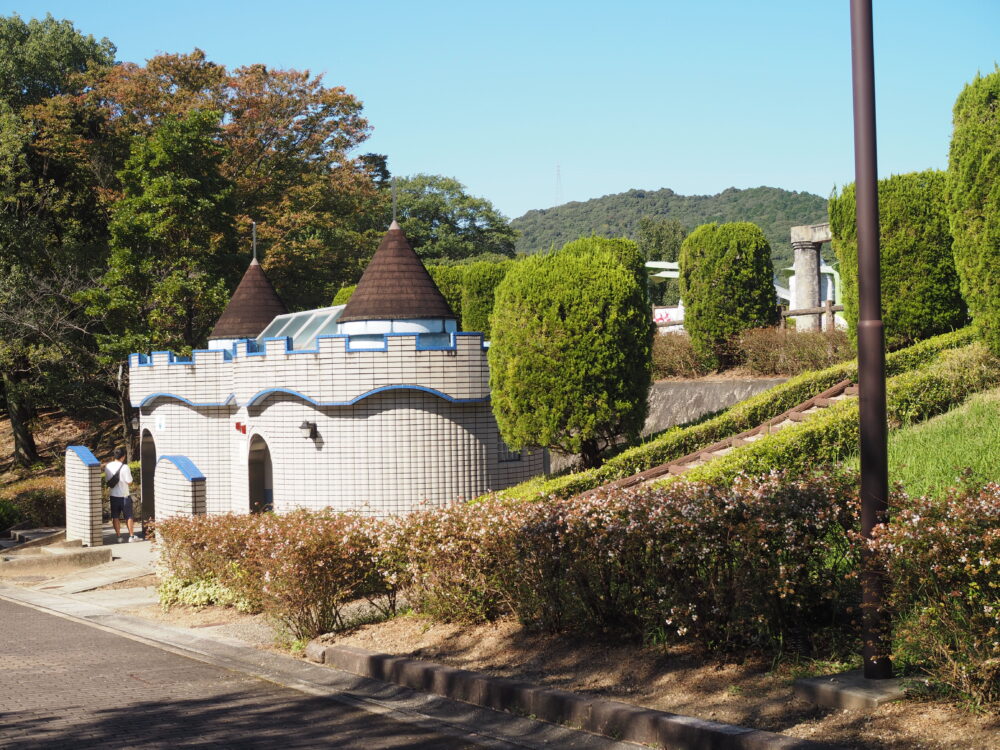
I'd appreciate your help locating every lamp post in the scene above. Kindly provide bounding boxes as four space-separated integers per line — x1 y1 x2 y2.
850 0 892 680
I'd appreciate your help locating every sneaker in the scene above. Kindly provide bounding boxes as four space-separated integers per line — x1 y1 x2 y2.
128 535 140 543
120 535 127 544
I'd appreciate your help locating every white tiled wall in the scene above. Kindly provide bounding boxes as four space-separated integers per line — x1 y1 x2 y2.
132 332 547 517
139 405 232 515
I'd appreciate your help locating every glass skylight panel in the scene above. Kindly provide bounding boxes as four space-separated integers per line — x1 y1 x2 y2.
255 306 345 350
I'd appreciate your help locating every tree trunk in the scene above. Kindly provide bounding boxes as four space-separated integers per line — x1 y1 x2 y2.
117 368 136 462
1 371 40 467
579 438 603 470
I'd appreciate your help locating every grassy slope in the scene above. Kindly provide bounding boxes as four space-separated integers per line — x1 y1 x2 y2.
496 327 977 502
847 388 1000 498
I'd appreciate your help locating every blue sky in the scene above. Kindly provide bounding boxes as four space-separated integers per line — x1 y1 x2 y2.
8 1 998 218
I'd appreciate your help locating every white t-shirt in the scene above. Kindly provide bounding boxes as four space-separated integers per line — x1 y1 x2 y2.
105 460 133 498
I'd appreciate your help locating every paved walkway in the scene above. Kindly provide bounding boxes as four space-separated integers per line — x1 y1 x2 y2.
0 589 637 750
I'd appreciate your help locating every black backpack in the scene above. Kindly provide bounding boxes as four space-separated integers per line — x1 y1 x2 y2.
107 464 123 490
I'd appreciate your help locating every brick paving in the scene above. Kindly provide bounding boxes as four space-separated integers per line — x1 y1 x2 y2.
0 599 484 749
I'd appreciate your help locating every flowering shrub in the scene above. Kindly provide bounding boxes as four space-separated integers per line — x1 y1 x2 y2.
252 510 394 639
394 470 860 653
734 327 853 376
398 499 522 622
157 513 263 608
873 483 1000 705
652 333 708 379
508 470 860 651
157 510 400 639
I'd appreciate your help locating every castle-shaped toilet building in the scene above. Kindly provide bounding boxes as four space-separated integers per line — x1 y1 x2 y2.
130 222 547 519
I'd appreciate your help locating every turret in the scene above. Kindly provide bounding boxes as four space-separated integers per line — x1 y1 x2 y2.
208 258 288 350
337 221 456 348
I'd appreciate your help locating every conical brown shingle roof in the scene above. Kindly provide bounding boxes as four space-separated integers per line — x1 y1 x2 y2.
210 259 288 340
339 221 456 323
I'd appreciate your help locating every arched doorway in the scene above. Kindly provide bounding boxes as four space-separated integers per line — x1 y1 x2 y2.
140 429 156 523
248 434 273 513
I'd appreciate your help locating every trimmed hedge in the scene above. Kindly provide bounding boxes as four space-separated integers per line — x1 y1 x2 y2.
677 342 1000 487
947 67 1000 356
0 475 65 528
332 285 356 305
498 326 977 501
426 265 464 322
679 222 778 369
458 260 511 338
489 237 652 468
830 170 966 351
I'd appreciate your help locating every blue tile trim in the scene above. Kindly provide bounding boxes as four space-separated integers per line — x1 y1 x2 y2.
130 330 487 364
66 445 100 467
157 455 205 482
245 384 489 407
135 392 236 408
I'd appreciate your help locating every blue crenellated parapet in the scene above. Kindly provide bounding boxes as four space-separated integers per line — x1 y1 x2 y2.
129 331 490 410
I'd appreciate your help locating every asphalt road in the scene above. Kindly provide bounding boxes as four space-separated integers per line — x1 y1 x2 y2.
0 598 508 749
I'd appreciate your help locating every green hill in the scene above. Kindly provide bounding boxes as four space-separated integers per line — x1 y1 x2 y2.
511 186 828 269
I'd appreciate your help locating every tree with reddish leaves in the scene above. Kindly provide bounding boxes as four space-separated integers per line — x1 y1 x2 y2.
95 50 388 309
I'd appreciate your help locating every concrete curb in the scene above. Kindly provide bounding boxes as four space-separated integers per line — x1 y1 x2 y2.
308 643 839 749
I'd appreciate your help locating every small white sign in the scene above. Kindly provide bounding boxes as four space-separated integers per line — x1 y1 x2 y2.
155 414 166 432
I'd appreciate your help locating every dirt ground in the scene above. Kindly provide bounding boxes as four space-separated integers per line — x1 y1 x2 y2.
0 412 115 483
318 615 1000 750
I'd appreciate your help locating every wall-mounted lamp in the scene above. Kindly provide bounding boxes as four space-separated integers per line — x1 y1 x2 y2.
299 421 318 439
130 416 140 431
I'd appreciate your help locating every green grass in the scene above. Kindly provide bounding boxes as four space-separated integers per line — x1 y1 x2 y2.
847 387 1000 498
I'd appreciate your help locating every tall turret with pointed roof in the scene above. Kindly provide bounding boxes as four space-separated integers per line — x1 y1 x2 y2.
208 258 288 349
340 220 455 324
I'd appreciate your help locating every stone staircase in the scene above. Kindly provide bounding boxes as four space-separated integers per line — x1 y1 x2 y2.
582 378 858 496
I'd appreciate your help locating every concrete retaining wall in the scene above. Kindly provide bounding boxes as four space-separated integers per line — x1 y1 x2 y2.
551 377 787 473
642 377 787 436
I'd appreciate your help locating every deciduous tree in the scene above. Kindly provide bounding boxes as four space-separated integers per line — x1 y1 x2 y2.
86 109 235 359
395 174 516 262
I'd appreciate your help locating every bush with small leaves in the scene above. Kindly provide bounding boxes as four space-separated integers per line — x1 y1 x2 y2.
872 482 1000 705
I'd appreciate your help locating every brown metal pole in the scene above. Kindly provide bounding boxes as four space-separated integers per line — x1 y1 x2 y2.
850 0 892 680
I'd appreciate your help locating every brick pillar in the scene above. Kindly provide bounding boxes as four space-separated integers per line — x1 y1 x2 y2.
154 455 206 519
65 446 103 546
792 240 822 332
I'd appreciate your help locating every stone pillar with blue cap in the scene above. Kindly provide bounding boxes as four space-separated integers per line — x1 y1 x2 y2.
65 445 103 546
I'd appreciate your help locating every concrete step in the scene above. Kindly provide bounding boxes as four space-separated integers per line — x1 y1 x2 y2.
0 545 112 577
12 528 65 547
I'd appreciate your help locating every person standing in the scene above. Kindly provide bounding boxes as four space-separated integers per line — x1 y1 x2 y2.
105 447 138 543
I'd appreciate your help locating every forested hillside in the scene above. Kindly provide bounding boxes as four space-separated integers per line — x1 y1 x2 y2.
511 186 827 268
